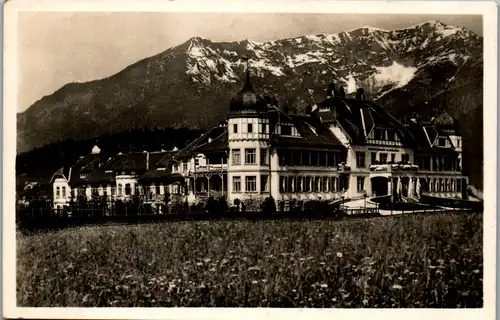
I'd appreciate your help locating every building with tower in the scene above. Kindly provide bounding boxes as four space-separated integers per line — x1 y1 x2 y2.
48 63 469 209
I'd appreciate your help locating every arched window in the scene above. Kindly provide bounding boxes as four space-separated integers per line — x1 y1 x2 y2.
62 186 66 198
118 184 123 196
56 187 60 199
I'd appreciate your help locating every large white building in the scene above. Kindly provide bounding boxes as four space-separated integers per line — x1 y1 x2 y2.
50 68 469 209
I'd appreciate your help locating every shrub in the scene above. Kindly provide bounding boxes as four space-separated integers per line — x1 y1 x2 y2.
261 196 277 214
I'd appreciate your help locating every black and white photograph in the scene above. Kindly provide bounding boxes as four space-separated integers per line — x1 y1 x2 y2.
4 0 497 318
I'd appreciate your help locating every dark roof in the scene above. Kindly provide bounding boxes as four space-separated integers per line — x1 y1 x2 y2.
158 126 227 166
192 130 228 154
83 167 115 185
148 151 174 171
269 114 345 150
79 154 103 173
228 70 268 117
67 154 102 186
111 152 148 171
138 171 184 184
49 166 71 183
406 122 458 155
314 97 416 147
431 110 455 127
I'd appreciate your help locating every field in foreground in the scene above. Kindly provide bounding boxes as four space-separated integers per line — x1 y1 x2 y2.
17 212 483 308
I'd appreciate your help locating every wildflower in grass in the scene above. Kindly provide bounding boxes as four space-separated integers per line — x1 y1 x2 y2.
252 280 258 284
336 252 343 258
196 262 203 266
473 269 480 274
320 284 328 288
392 284 403 290
261 279 267 283
363 299 369 306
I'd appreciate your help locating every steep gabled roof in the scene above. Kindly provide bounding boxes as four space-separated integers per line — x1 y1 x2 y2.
49 166 71 183
406 122 459 155
157 126 227 166
314 97 416 147
270 114 345 150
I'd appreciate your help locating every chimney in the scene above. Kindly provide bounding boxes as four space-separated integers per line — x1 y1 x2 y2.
356 88 365 100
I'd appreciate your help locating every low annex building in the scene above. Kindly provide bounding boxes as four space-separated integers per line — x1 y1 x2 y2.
48 68 468 209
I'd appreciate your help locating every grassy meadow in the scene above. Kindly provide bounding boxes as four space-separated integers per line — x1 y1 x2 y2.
17 212 483 308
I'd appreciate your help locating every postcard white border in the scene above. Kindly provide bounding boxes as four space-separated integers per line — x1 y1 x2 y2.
3 1 497 319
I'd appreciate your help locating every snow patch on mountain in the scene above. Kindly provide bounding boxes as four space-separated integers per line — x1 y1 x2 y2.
373 61 417 88
252 59 285 77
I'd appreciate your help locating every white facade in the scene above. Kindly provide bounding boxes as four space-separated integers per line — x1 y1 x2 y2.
53 178 71 209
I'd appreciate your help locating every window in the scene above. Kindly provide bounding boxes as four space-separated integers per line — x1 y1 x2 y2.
437 138 447 147
401 154 410 163
111 187 116 196
357 177 365 191
195 158 200 166
118 184 123 196
374 128 384 140
245 148 256 164
281 125 292 136
125 183 131 195
245 176 257 192
379 153 388 163
260 149 268 165
262 123 268 133
173 164 179 172
233 176 241 192
183 163 188 171
391 153 396 163
154 184 160 195
371 152 377 164
232 149 241 165
233 123 238 134
92 187 98 196
56 187 60 199
305 177 311 192
135 184 140 195
247 123 253 133
172 184 180 194
356 152 366 168
62 186 66 198
261 175 269 192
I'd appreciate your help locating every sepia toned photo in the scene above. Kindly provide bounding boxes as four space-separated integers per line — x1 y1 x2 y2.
4 1 497 319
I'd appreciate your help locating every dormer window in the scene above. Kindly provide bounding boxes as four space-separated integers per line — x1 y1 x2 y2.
281 125 292 136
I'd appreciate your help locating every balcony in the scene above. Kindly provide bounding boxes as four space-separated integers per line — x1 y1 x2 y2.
337 163 351 173
193 164 228 173
369 163 419 172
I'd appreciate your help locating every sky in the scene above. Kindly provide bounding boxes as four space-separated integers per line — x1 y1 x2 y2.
18 12 482 112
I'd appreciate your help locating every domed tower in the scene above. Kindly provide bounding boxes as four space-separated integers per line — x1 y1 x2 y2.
227 62 271 206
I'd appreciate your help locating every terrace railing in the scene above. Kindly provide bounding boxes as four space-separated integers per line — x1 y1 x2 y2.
369 163 419 172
